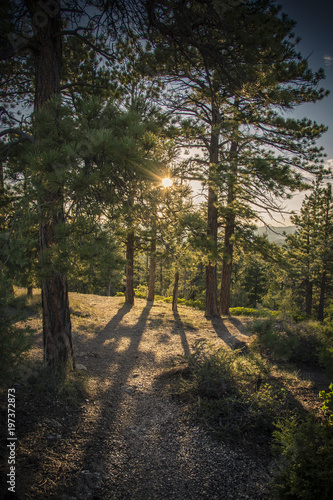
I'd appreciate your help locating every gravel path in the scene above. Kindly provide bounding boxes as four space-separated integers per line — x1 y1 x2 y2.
2 295 275 499
66 297 273 499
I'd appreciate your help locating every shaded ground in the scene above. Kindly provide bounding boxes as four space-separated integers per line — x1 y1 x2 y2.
0 294 328 499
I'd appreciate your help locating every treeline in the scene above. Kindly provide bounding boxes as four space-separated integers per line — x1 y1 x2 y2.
0 0 332 373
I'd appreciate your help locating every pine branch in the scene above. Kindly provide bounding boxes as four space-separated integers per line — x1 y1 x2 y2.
0 128 34 143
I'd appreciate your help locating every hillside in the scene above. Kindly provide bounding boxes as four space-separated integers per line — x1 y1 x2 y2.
256 225 296 245
0 291 328 499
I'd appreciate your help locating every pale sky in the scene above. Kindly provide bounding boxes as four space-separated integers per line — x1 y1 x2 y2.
262 1 333 225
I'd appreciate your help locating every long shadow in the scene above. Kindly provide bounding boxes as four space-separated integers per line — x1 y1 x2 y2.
20 302 320 499
47 301 154 498
228 316 253 337
210 317 243 350
73 301 133 360
172 310 191 357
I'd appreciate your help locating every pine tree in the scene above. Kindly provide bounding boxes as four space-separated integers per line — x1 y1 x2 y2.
148 0 328 317
286 177 333 319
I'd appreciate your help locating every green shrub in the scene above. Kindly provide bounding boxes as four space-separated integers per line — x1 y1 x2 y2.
250 319 323 366
319 308 333 379
0 284 33 387
249 318 297 361
319 383 333 425
182 298 205 310
115 291 124 297
287 322 323 367
272 415 333 499
134 284 148 299
229 307 279 318
171 341 296 445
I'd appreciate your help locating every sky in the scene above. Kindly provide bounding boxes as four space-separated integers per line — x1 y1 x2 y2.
269 0 333 223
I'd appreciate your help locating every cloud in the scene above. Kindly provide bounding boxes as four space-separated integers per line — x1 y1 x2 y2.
324 55 333 66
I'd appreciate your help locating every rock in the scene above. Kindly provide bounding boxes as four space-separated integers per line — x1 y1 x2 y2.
121 385 135 394
76 363 87 371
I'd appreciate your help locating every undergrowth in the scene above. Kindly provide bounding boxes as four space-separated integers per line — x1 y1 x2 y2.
30 364 90 405
272 412 333 499
167 330 333 499
0 284 33 388
169 340 301 449
249 318 332 378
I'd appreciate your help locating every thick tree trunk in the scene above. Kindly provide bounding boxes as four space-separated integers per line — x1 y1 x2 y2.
147 225 156 302
304 278 313 316
205 185 219 317
219 214 235 315
219 113 238 316
205 103 220 318
318 270 326 321
125 230 135 305
172 270 179 312
28 0 74 370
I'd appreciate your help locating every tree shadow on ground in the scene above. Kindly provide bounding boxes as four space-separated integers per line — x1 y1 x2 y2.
210 317 249 351
43 301 157 499
171 310 191 357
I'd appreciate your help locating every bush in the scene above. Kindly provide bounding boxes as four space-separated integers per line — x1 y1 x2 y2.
249 318 297 361
134 284 148 299
272 415 333 499
288 322 323 368
250 319 324 367
0 283 32 387
319 307 333 379
171 341 296 445
319 383 333 424
229 307 279 318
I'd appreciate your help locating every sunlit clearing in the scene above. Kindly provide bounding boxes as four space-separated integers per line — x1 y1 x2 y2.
162 177 173 188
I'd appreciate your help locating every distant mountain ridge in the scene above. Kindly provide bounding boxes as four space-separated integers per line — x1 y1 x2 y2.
256 225 296 245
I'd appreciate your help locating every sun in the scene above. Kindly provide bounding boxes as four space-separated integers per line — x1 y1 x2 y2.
162 177 173 188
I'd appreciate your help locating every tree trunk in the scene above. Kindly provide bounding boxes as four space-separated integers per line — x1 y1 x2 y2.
318 270 326 321
147 224 156 302
219 109 238 316
205 102 220 318
172 270 179 312
28 0 74 370
106 282 111 296
219 214 235 315
27 285 33 298
304 278 312 316
125 230 135 305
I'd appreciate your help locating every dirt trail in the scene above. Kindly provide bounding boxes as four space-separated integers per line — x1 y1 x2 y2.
3 296 275 499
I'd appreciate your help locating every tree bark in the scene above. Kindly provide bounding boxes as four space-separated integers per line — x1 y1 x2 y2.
172 270 179 312
28 0 74 370
219 105 238 316
219 214 235 315
27 285 33 298
125 230 135 305
147 223 156 302
205 102 220 318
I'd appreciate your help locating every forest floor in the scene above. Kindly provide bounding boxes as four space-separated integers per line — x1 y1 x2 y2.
0 292 329 499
